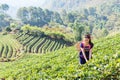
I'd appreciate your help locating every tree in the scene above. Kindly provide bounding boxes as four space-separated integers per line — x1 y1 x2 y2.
60 9 67 25
5 27 12 32
0 4 9 12
17 7 63 27
17 7 29 24
44 9 53 23
0 4 11 27
67 13 75 23
10 23 17 28
102 28 109 36
0 14 11 27
73 22 84 41
89 7 96 16
52 12 63 24
84 9 89 17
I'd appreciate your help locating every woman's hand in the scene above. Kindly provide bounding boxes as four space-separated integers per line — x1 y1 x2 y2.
81 48 88 62
85 59 88 62
89 49 92 59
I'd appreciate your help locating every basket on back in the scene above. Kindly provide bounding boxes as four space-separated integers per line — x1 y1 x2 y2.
75 41 81 52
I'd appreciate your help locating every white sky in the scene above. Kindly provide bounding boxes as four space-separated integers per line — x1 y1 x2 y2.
0 0 47 18
0 0 45 7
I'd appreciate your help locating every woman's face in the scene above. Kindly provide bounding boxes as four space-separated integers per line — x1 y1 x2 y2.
84 38 89 43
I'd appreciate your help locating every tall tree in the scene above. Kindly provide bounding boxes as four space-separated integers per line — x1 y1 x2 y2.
17 7 29 24
73 22 84 41
0 4 9 12
0 4 11 27
17 7 63 27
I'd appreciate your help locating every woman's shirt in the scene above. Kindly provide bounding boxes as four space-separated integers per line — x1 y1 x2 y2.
79 42 94 58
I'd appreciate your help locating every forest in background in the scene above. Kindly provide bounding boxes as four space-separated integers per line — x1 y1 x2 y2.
0 0 120 40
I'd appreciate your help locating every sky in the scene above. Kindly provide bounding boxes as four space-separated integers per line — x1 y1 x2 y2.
0 0 47 18
0 0 45 7
0 0 106 18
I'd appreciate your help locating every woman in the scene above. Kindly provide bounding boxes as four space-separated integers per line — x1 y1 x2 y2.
76 34 94 64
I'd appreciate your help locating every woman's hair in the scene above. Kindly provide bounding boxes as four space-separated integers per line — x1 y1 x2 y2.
84 34 92 44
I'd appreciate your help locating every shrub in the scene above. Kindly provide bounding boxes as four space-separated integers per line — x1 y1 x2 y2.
5 27 12 32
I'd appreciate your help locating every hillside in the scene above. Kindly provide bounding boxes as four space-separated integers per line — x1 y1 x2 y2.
0 33 120 79
15 33 69 53
0 32 71 62
1 0 120 38
0 0 111 18
42 0 108 11
0 34 22 62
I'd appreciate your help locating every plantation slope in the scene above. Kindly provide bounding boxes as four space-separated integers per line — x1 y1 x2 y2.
0 34 22 61
15 33 68 54
0 34 120 80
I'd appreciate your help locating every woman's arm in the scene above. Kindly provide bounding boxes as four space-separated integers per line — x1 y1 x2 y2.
81 48 88 62
89 49 92 59
89 43 94 59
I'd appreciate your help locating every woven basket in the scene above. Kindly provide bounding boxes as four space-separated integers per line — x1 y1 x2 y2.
75 41 81 52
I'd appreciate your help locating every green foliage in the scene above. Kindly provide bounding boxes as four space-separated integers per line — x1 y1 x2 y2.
1 0 120 39
0 33 120 79
2 32 7 35
5 27 12 32
17 7 63 26
93 28 109 38
56 0 120 38
0 13 11 27
15 32 70 53
0 4 11 27
21 25 74 42
10 23 17 28
0 4 9 11
0 34 22 61
74 23 84 41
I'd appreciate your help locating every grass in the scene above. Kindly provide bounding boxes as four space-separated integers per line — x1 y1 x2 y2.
0 33 120 79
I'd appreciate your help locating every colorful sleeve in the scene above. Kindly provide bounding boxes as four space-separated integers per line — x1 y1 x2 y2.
80 43 84 48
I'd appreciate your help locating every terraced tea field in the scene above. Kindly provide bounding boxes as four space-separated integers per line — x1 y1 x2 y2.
16 33 68 53
0 33 119 79
0 32 71 62
0 34 22 61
